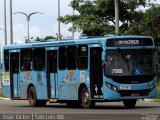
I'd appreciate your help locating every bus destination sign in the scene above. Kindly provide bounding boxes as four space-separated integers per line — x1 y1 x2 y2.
117 40 139 45
106 38 153 47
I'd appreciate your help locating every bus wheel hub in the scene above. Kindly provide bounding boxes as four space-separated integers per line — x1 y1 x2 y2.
84 93 89 104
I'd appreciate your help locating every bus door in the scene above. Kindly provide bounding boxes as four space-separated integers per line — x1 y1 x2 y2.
10 51 20 98
90 47 103 99
46 49 58 99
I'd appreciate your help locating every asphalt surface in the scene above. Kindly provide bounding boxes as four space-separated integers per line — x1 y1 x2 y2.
0 100 159 120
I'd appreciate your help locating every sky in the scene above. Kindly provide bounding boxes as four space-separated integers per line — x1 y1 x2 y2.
0 0 160 45
0 0 77 45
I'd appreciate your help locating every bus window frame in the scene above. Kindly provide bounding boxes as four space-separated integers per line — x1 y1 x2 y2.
20 48 33 71
67 45 78 70
33 47 45 71
4 50 9 72
58 46 67 70
78 45 88 70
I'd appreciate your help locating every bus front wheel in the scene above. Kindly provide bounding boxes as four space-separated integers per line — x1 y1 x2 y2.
123 99 137 109
80 87 95 109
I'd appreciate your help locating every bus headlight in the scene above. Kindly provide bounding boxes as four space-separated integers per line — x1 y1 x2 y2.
106 82 118 93
112 86 118 92
106 83 112 89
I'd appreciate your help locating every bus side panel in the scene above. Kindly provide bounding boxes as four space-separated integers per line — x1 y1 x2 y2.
2 85 11 98
13 74 20 97
20 72 32 99
2 72 11 98
58 70 79 100
33 71 48 100
20 85 28 99
50 73 56 98
2 86 11 98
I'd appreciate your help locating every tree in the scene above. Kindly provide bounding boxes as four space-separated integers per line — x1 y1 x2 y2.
59 0 153 36
127 5 160 39
25 36 57 43
43 36 57 40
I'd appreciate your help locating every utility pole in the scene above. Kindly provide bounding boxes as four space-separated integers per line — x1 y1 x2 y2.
72 9 74 40
10 0 13 44
4 0 7 45
58 0 61 41
114 0 119 35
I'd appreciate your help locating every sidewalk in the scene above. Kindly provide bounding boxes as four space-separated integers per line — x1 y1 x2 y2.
0 97 10 101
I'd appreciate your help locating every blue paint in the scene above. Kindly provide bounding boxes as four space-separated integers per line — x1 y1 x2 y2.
13 74 20 97
1 35 157 104
135 67 141 76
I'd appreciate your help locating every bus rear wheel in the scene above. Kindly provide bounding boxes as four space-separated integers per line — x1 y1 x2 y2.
80 87 95 109
28 86 46 107
123 99 137 109
28 86 37 107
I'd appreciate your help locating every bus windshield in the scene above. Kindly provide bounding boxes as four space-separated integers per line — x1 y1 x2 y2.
104 49 156 76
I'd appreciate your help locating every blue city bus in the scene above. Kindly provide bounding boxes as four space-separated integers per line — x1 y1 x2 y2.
1 35 157 108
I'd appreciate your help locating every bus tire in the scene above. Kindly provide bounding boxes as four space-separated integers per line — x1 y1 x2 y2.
123 99 137 109
28 86 37 107
67 101 81 108
37 100 47 107
80 87 95 109
28 86 47 107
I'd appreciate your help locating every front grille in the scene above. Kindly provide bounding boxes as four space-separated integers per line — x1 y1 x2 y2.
107 75 154 84
119 89 151 97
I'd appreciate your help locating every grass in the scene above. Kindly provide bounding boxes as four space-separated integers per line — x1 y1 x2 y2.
154 99 160 102
0 88 3 97
154 74 160 101
156 80 160 100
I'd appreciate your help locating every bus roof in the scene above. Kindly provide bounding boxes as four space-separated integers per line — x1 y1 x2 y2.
2 35 153 50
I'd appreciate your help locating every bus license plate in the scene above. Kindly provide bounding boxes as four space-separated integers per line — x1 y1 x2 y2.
131 93 139 97
120 85 131 90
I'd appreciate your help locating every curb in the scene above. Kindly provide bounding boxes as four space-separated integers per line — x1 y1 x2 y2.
144 99 154 102
153 99 160 102
0 97 10 101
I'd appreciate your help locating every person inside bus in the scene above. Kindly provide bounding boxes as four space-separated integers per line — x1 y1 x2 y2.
21 65 25 71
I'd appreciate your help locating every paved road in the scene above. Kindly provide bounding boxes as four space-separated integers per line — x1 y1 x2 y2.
0 100 159 120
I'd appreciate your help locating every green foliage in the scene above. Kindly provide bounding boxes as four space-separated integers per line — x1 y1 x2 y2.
0 89 3 97
127 5 160 39
157 79 160 99
25 36 57 43
43 36 57 40
60 0 154 36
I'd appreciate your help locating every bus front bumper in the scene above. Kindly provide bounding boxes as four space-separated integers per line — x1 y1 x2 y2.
103 82 157 100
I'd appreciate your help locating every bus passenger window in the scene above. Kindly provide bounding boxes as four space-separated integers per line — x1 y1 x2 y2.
67 46 77 70
78 45 88 70
20 49 32 71
4 50 9 71
59 47 67 70
33 48 45 71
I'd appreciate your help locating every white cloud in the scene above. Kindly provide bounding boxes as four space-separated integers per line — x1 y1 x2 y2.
13 23 26 43
0 0 77 44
